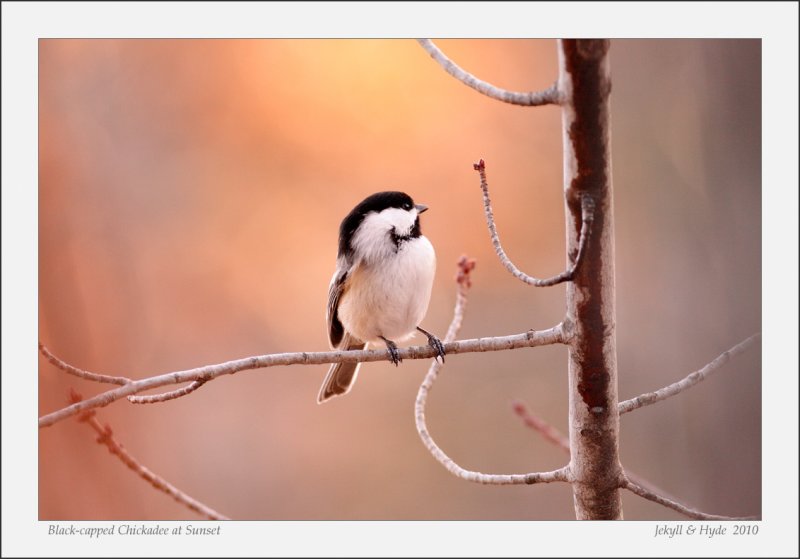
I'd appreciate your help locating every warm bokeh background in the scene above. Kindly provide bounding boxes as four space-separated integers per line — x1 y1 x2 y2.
38 39 761 520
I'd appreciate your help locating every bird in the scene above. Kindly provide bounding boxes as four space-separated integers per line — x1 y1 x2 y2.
317 191 446 403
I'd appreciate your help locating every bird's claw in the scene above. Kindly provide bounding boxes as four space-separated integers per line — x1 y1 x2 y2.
417 327 446 363
428 335 446 363
380 337 402 366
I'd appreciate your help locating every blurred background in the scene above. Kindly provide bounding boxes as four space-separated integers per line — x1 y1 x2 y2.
38 39 761 520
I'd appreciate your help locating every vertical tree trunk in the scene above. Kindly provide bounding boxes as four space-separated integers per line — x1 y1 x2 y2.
558 39 623 520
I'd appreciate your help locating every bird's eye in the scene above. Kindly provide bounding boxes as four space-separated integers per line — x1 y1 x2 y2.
403 202 412 210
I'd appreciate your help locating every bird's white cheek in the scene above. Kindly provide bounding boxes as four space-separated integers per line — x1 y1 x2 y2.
351 213 395 264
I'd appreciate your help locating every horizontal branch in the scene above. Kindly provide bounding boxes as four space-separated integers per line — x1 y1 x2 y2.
69 390 229 520
423 453 570 486
474 159 595 287
621 477 758 521
40 324 567 429
417 39 561 106
415 257 570 486
618 334 761 415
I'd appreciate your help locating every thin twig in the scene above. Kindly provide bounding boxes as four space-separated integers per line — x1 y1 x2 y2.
512 399 684 505
618 334 761 415
39 342 131 385
40 324 567 429
621 476 758 521
474 159 595 287
414 257 570 486
68 389 229 520
511 400 570 453
417 39 561 106
128 379 208 404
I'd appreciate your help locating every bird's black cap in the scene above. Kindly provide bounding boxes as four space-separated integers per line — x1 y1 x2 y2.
338 191 417 257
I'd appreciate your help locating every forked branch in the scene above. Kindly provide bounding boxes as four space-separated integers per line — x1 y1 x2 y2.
40 323 567 429
417 39 561 106
414 257 570 486
128 379 208 404
512 400 755 519
474 159 595 287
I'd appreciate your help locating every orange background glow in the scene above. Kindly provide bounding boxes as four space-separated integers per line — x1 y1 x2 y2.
39 39 761 520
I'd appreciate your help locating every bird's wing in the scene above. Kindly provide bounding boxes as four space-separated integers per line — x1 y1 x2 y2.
327 259 350 349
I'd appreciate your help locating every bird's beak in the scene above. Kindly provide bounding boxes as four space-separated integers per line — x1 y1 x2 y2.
415 204 429 214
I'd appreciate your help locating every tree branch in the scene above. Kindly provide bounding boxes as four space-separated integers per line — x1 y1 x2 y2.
621 476 758 521
128 379 207 404
39 342 131 385
417 39 561 106
68 390 229 520
415 257 570 486
40 324 567 430
474 159 595 287
618 334 761 415
512 399 689 508
511 399 570 453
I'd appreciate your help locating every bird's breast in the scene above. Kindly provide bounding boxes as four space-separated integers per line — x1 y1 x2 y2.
338 237 435 343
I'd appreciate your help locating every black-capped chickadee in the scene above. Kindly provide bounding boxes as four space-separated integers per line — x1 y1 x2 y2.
317 191 446 403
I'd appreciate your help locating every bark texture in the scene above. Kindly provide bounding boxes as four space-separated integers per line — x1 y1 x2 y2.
558 39 623 520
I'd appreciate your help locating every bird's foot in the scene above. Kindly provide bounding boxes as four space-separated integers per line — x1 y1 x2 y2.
379 336 402 366
417 326 446 363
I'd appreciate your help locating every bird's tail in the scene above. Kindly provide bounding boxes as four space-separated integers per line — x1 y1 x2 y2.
317 334 367 404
